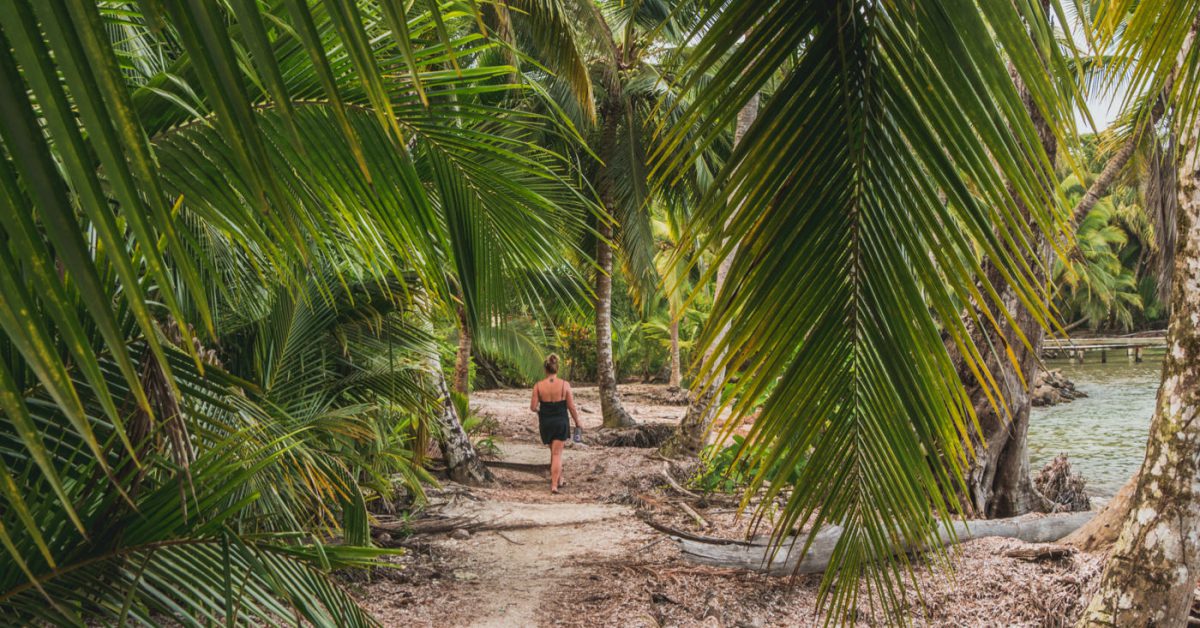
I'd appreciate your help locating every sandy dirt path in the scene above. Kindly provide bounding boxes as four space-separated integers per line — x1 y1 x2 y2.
352 385 1107 627
439 498 634 627
355 385 682 627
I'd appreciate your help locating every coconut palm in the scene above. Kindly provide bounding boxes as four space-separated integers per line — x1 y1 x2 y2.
494 0 720 428
1055 195 1145 330
611 214 710 383
1075 1 1200 623
652 213 706 389
1054 140 1167 332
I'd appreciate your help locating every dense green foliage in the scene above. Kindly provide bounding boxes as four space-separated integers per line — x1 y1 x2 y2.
2 0 1197 624
1055 135 1172 332
0 1 588 623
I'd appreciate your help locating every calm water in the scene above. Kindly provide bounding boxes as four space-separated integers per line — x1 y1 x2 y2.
1028 354 1164 499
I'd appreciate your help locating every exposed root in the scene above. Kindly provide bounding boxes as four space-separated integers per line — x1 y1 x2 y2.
599 423 677 448
1035 453 1091 512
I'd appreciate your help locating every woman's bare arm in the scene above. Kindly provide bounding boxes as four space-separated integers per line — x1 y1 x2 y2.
565 383 582 428
530 382 540 412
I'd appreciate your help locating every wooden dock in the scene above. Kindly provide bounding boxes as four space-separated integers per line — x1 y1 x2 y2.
1041 336 1166 363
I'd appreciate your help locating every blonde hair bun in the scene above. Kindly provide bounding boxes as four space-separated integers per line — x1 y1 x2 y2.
544 353 560 374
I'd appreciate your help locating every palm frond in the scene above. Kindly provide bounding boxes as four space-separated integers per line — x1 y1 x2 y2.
657 0 1078 619
0 1 590 622
1093 0 1200 138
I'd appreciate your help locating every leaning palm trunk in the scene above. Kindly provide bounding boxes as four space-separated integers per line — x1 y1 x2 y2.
1071 117 1156 224
660 94 758 456
1071 64 1179 227
428 351 493 484
1077 105 1200 628
418 294 492 484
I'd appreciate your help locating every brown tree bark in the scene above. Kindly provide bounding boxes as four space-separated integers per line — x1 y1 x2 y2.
1062 473 1137 551
659 92 759 457
595 219 636 428
1072 128 1149 225
1078 96 1200 628
668 317 682 389
1071 78 1174 227
958 259 1054 516
417 293 492 484
453 303 471 395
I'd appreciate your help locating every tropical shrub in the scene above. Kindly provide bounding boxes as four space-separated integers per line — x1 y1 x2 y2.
694 436 808 494
0 0 587 622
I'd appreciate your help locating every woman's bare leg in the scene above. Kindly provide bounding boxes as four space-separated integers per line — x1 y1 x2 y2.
549 440 564 492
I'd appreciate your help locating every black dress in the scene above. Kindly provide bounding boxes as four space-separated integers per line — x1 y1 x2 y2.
537 380 570 445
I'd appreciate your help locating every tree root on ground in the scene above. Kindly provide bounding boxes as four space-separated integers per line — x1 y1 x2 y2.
648 511 1094 575
598 423 676 448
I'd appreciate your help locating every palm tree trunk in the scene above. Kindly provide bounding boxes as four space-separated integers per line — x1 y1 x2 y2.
1064 25 1196 551
596 219 636 428
1072 130 1147 225
418 293 492 484
660 93 758 457
1072 84 1172 227
453 303 471 395
668 316 682 389
957 52 1058 517
595 92 636 429
1078 94 1200 628
429 349 493 485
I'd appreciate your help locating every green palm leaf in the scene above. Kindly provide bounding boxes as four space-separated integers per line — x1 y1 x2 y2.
0 1 590 622
658 0 1078 620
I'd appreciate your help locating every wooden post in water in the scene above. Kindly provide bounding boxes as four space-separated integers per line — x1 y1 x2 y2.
1135 346 1144 363
1101 349 1108 363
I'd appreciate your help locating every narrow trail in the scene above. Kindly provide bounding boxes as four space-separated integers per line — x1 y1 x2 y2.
357 385 691 627
438 444 643 627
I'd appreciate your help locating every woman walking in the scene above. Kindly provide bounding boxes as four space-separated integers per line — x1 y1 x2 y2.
530 354 583 493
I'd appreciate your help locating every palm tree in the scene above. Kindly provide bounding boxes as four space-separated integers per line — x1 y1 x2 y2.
1076 2 1200 623
657 0 1079 618
1055 195 1145 330
498 0 715 428
0 0 590 621
1054 141 1165 332
652 213 700 389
